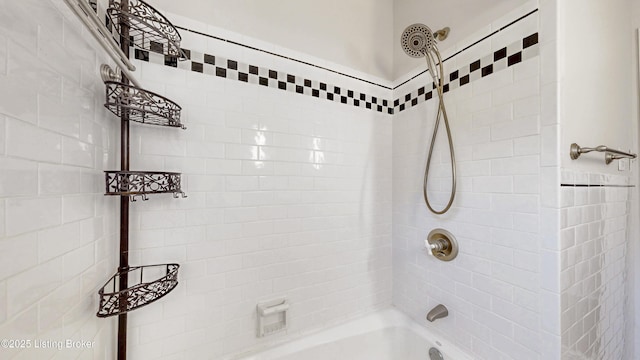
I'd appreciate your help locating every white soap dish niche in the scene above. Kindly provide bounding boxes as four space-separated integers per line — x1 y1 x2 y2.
257 298 289 337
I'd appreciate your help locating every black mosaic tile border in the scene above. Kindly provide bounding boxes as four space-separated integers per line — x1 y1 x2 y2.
560 184 635 188
175 26 393 91
136 46 395 114
392 33 539 114
128 21 539 117
91 2 394 114
132 31 538 116
95 0 538 117
393 9 539 90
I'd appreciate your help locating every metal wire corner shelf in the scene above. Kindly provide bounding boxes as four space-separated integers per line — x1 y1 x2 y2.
107 0 187 58
104 81 185 129
97 264 180 318
105 171 186 200
64 0 187 356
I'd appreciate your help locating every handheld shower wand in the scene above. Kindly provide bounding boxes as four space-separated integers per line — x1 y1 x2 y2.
401 24 456 215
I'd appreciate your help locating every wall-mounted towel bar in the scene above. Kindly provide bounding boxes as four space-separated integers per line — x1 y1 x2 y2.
570 143 637 165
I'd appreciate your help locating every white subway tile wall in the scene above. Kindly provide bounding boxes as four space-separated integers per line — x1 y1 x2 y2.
391 11 550 360
0 0 118 359
125 65 393 358
116 18 394 359
4 1 630 360
559 171 631 359
122 5 543 360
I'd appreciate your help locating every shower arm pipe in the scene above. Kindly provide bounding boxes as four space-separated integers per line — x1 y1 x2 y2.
570 143 637 160
63 0 141 88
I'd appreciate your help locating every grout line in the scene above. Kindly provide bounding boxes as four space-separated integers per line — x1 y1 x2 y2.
2 115 7 155
0 198 5 239
1 35 7 77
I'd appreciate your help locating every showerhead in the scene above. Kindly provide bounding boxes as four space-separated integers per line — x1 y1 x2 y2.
401 23 435 58
401 24 450 58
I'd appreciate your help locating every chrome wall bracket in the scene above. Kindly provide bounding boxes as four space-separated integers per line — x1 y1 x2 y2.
100 64 122 83
433 27 450 41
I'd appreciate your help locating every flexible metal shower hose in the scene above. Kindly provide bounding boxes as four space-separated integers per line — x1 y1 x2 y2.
422 46 456 215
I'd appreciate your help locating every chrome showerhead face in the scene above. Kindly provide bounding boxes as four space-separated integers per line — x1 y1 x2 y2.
401 23 435 58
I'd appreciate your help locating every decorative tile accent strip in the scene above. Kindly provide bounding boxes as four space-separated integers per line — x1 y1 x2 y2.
560 170 634 188
392 9 538 89
132 29 539 116
175 26 393 90
560 184 635 188
392 33 539 114
137 46 395 114
96 0 537 117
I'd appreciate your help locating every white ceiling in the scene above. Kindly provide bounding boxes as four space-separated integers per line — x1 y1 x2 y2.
145 0 531 82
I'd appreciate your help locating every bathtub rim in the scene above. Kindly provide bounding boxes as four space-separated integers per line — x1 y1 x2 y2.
226 306 473 360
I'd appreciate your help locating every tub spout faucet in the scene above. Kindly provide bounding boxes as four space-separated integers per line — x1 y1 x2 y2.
426 304 448 322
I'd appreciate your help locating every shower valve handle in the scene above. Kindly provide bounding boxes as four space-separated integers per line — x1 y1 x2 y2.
424 229 459 261
429 239 449 252
424 239 448 257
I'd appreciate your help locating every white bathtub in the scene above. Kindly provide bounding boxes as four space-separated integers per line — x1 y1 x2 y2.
231 308 472 360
